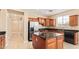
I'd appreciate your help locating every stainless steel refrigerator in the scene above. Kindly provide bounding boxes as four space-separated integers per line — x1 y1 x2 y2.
28 21 42 41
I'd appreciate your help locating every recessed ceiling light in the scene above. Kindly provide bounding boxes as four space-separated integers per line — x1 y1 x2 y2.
49 10 53 12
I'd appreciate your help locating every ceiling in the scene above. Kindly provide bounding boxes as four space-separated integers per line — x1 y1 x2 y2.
22 9 71 16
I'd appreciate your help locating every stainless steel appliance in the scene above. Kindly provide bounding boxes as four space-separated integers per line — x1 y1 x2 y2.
28 21 42 41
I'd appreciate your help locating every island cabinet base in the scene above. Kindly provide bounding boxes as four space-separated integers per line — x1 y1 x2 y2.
32 34 45 49
32 34 64 49
46 36 64 49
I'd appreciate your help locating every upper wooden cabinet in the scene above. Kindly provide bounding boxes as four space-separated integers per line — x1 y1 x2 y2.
69 15 78 26
29 18 38 22
38 18 46 26
49 19 56 26
38 17 56 26
29 17 56 26
46 19 56 26
45 18 50 26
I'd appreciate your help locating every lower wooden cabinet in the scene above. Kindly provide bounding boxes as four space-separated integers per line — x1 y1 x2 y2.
37 36 45 49
0 35 5 49
56 36 64 49
74 32 78 45
46 38 56 49
32 34 37 49
32 34 45 49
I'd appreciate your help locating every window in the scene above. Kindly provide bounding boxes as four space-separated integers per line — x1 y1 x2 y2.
57 15 69 26
63 16 69 25
57 16 62 25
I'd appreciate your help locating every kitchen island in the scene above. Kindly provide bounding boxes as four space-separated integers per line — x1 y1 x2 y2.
32 32 64 49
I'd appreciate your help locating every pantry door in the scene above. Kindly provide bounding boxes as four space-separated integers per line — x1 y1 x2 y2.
8 10 25 48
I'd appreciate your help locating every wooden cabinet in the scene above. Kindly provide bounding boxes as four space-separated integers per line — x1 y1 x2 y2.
46 38 56 49
74 32 78 45
37 36 45 49
69 15 78 26
32 34 37 48
45 19 56 26
38 18 46 26
45 18 50 26
32 34 64 49
32 34 45 49
56 35 64 49
0 35 5 49
29 18 38 22
49 19 56 26
38 18 55 26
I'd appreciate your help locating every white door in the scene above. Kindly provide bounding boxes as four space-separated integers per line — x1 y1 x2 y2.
7 11 25 49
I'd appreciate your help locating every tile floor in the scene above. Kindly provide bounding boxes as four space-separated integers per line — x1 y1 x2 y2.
5 40 79 49
64 42 79 49
28 42 79 49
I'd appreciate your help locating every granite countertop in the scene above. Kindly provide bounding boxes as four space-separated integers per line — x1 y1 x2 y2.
39 27 79 32
0 31 6 35
34 32 63 39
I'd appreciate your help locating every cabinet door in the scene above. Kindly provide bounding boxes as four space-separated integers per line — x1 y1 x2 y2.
74 32 78 45
37 36 45 49
47 42 56 49
56 36 64 49
0 35 5 49
46 38 56 49
69 15 78 26
42 19 45 26
46 19 50 26
49 19 56 26
32 35 45 49
49 19 53 26
1 35 5 48
32 35 37 48
39 18 42 24
0 36 2 48
38 18 46 26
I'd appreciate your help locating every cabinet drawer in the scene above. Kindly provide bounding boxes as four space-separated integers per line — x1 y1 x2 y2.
46 38 56 44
